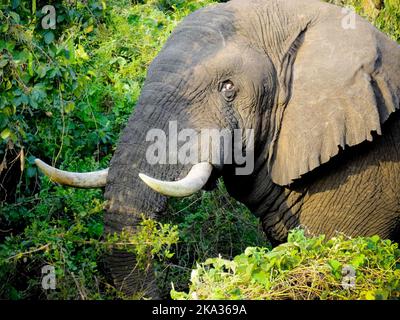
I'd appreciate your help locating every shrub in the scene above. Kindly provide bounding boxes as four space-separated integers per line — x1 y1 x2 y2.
158 183 268 296
171 230 400 300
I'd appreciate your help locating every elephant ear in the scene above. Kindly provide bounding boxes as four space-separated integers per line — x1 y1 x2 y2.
269 9 400 186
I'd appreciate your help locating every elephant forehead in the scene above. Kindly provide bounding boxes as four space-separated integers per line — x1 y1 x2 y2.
192 42 243 74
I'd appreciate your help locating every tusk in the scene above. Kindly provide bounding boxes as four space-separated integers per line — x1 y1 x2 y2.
35 159 108 188
139 162 213 197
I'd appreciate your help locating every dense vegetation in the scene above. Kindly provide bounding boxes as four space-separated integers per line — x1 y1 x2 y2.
172 230 400 300
0 0 399 300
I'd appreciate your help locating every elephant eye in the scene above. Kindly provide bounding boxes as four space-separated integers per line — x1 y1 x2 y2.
220 80 236 102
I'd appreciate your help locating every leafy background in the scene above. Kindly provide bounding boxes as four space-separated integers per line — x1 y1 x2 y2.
0 0 399 299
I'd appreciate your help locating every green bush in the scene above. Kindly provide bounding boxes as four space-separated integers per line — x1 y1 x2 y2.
159 183 268 296
172 230 400 300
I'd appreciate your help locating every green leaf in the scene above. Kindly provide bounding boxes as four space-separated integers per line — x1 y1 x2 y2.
170 288 188 300
164 250 174 259
88 222 103 237
328 259 341 272
364 291 377 300
1 128 12 140
11 0 20 10
84 25 94 33
36 65 50 78
9 12 20 24
26 166 37 178
44 31 55 44
370 235 380 243
8 287 21 300
252 270 269 286
0 113 9 128
75 45 89 61
350 254 366 268
0 59 8 68
1 23 9 33
2 107 15 116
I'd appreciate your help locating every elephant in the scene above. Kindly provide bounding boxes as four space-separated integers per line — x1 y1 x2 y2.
35 0 400 298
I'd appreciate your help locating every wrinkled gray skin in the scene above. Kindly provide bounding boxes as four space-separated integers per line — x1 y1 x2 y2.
103 0 400 297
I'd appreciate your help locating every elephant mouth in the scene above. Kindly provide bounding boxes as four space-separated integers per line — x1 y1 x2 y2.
34 159 216 198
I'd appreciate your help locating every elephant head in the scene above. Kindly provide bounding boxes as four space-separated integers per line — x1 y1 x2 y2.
35 0 400 297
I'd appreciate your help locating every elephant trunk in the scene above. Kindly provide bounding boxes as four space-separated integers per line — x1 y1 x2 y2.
103 85 200 297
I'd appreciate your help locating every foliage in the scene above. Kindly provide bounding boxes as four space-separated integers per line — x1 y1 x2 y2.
0 0 110 170
158 183 268 296
115 214 179 268
0 179 178 299
172 229 400 300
